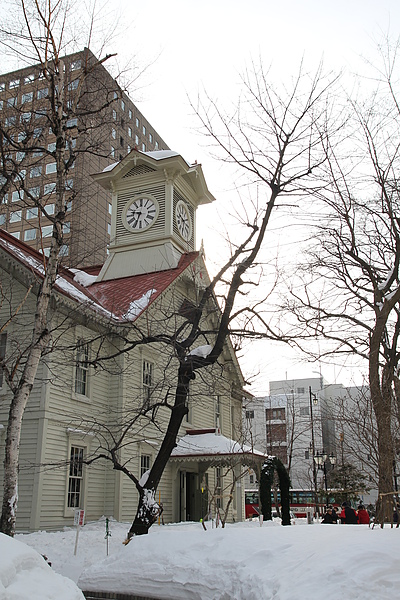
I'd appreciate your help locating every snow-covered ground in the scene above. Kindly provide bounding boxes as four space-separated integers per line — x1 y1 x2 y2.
10 517 400 600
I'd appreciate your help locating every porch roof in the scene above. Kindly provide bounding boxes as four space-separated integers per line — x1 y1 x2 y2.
170 430 267 466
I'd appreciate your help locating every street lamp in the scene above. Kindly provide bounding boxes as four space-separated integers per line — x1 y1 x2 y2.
314 451 337 505
309 387 319 515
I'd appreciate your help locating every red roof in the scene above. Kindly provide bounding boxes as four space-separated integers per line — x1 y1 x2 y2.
0 229 200 323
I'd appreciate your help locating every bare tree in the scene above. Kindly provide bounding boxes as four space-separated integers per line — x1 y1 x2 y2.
279 40 400 517
0 0 126 536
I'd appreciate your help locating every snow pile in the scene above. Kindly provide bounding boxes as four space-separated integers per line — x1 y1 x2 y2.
17 519 400 600
188 344 213 358
71 269 98 287
122 288 157 320
0 533 84 600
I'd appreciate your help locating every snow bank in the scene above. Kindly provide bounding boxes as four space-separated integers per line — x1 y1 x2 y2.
0 533 84 600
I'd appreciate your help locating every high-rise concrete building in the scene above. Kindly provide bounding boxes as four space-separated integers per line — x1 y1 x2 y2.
0 48 169 267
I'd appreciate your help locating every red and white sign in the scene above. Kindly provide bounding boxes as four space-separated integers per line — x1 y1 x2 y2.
74 509 85 527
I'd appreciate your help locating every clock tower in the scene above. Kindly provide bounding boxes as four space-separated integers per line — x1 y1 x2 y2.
92 150 215 281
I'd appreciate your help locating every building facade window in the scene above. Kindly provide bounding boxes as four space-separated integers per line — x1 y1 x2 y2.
45 162 56 174
21 92 33 104
215 395 221 429
10 210 22 223
12 190 24 202
24 228 37 241
140 454 151 479
26 207 38 219
41 225 53 237
245 410 254 419
75 340 89 396
67 446 84 508
215 466 223 509
0 332 7 387
30 166 42 178
142 359 153 404
44 182 56 194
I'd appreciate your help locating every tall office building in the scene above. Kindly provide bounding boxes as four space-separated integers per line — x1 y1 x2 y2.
0 48 169 267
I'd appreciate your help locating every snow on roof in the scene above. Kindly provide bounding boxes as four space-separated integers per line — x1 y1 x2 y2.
144 150 180 160
0 230 199 325
102 161 120 172
170 431 266 460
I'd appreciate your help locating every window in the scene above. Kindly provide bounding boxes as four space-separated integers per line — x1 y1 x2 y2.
1 193 8 204
24 74 35 84
108 203 112 215
110 146 115 158
0 214 6 226
215 395 221 429
65 179 74 190
16 151 26 162
142 125 146 136
44 182 56 194
30 166 42 178
45 203 55 215
37 88 48 99
68 79 79 91
63 221 71 234
215 466 222 509
141 143 146 152
75 340 89 396
10 210 22 222
111 128 116 139
120 136 124 147
140 454 151 479
143 359 153 404
41 225 53 237
297 387 305 394
47 142 56 152
5 116 16 127
46 162 56 174
35 108 47 119
24 228 37 241
127 145 131 153
135 117 139 128
121 100 125 111
21 112 31 123
9 79 19 89
149 133 153 144
0 333 6 387
70 60 81 71
59 244 69 256
128 109 132 119
107 223 111 236
245 410 254 419
28 186 40 199
128 127 132 137
112 109 117 120
135 134 139 145
0 100 3 110
67 446 84 508
300 406 309 416
7 97 17 108
26 207 38 219
66 118 77 128
33 127 43 138
66 200 72 212
21 92 33 104
11 231 20 239
0 83 5 92
155 141 159 150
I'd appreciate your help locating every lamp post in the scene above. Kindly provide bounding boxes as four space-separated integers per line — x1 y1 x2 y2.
314 451 337 505
309 387 319 516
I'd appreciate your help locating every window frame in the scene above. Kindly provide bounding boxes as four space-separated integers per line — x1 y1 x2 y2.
74 339 90 398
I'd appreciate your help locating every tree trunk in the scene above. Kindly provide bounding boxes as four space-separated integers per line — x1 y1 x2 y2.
127 365 191 537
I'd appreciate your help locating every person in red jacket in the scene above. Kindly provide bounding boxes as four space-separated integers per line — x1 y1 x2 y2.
357 504 370 524
339 501 358 524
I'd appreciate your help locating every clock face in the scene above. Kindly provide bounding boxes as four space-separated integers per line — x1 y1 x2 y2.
123 196 159 232
175 201 192 241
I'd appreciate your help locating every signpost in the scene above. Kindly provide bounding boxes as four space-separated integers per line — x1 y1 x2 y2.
74 509 85 556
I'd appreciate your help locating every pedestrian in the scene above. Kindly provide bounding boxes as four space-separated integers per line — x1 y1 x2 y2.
357 504 370 524
339 501 358 524
321 506 337 524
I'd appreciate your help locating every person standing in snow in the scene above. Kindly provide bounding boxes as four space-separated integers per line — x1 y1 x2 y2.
339 501 358 524
321 506 337 524
357 504 370 524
